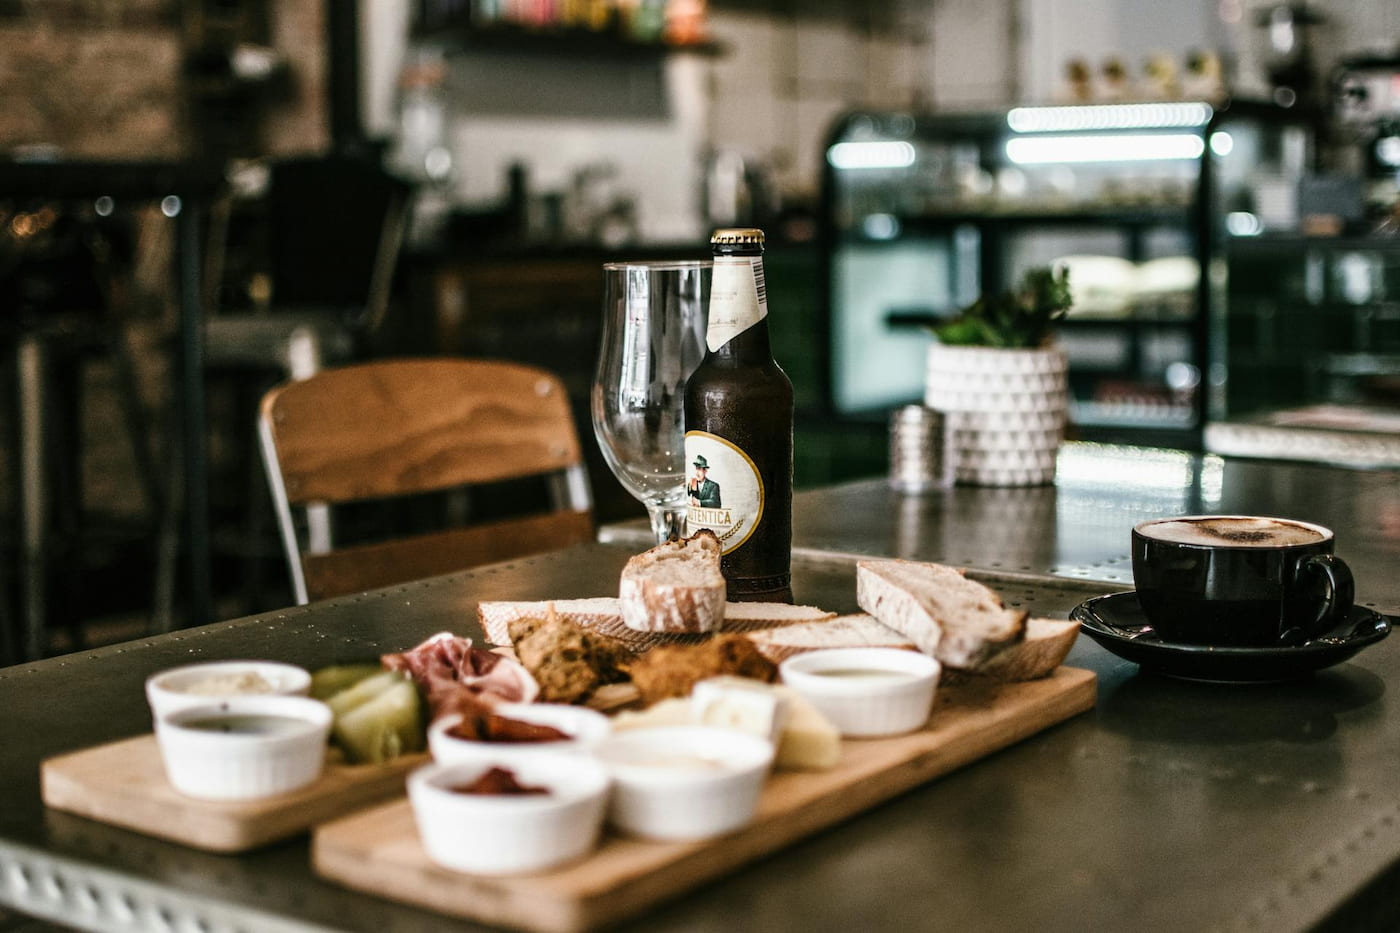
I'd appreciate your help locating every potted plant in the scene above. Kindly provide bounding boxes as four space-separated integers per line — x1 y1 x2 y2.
924 267 1073 486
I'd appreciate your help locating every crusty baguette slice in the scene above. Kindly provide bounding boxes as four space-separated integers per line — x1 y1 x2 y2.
856 559 1026 670
620 530 726 633
745 613 917 663
972 617 1079 681
478 598 836 653
721 602 838 632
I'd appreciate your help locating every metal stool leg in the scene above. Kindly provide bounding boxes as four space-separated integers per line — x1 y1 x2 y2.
0 550 13 667
286 327 333 558
17 334 49 661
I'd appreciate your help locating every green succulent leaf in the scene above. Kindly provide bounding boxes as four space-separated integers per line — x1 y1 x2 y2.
931 265 1072 349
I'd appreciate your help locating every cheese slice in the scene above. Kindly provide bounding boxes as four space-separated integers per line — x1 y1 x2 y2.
691 676 789 744
770 684 842 771
610 679 841 771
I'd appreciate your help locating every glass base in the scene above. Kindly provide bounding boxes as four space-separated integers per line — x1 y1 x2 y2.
647 504 687 545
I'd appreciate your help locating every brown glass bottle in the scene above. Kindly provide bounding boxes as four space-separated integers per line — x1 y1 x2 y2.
683 228 793 603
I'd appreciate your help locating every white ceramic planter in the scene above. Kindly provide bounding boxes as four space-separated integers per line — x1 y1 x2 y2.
924 343 1068 486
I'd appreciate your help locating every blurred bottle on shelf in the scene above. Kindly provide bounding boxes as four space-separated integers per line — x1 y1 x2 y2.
387 49 456 244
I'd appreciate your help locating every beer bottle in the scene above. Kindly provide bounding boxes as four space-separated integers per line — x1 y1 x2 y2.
684 228 794 603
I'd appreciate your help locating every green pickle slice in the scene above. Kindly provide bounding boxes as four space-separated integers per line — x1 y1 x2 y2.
329 674 425 764
323 670 402 719
309 663 384 700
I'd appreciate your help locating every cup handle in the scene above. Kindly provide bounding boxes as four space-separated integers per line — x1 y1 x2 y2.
1281 553 1355 644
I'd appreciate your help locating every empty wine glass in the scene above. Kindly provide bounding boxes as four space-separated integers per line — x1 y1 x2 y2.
592 261 710 544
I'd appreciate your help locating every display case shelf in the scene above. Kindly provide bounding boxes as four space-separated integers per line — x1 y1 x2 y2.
819 99 1315 446
413 21 723 58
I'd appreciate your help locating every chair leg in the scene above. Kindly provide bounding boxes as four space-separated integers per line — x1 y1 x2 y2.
108 327 165 517
17 335 49 661
0 546 14 667
150 446 182 635
285 326 324 382
287 326 334 560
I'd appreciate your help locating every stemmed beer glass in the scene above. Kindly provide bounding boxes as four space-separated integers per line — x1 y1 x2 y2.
592 261 710 544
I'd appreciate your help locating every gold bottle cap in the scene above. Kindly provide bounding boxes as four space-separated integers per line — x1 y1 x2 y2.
710 228 765 246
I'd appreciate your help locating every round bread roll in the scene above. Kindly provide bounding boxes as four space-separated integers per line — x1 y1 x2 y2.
619 531 726 633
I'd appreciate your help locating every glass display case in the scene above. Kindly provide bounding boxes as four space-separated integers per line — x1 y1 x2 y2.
819 99 1313 445
1201 234 1400 467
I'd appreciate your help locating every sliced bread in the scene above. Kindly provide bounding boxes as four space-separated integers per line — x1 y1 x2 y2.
856 559 1027 670
620 530 726 633
721 601 838 632
479 597 835 653
971 617 1079 681
745 613 917 663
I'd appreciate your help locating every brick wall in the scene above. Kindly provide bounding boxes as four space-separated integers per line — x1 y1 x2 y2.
0 0 328 160
0 21 185 158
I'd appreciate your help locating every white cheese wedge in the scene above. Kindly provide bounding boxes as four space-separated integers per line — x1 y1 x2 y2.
691 676 789 744
610 679 841 771
769 684 842 771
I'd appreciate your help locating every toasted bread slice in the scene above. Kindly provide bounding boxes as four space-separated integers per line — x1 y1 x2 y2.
745 613 916 663
856 559 1026 670
972 617 1079 681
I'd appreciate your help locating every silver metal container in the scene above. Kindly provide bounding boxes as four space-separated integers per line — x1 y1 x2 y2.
889 404 954 493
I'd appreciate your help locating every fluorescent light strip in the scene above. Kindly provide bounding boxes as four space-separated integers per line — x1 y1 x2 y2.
1007 102 1213 133
1005 133 1206 164
827 140 917 170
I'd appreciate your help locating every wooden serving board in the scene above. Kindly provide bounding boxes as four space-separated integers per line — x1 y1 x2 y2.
41 735 426 853
313 666 1096 933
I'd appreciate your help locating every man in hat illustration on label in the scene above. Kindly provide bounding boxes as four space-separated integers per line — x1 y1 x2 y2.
688 454 722 508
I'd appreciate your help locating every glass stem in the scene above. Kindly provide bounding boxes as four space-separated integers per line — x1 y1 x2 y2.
648 504 687 544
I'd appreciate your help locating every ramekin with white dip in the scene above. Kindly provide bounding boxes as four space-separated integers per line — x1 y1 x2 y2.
146 660 312 720
593 725 774 841
779 647 940 738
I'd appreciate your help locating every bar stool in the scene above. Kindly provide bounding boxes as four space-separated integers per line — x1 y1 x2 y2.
150 154 411 626
1 203 161 658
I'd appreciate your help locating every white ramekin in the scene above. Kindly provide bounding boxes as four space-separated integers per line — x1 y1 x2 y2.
155 695 332 801
146 660 312 720
593 725 774 841
408 754 610 875
779 647 941 738
428 702 611 766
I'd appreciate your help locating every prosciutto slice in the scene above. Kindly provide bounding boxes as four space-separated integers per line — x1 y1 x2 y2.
382 632 539 719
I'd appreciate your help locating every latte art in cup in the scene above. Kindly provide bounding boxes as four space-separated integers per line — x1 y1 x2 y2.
1137 516 1327 549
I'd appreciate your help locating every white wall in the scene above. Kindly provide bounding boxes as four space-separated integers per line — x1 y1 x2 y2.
447 55 709 243
360 1 1400 241
1019 0 1400 105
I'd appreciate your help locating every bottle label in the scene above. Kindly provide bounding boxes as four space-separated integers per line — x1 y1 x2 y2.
705 256 767 352
684 430 764 555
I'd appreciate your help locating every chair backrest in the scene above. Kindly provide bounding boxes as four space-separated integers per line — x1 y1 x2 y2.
258 358 594 604
264 155 411 334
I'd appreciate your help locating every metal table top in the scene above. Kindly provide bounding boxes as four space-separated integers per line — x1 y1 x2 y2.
2 540 1400 932
603 442 1400 614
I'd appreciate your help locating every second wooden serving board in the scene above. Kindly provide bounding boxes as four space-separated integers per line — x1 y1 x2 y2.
41 735 425 853
313 665 1096 933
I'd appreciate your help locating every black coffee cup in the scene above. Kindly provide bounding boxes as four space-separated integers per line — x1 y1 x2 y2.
1131 515 1355 647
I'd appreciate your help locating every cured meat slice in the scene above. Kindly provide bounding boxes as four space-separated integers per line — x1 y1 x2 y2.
382 632 539 719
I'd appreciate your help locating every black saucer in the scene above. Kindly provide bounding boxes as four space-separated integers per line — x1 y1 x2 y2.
1073 591 1391 683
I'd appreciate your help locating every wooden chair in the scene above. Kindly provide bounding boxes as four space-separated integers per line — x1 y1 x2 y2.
257 358 594 604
